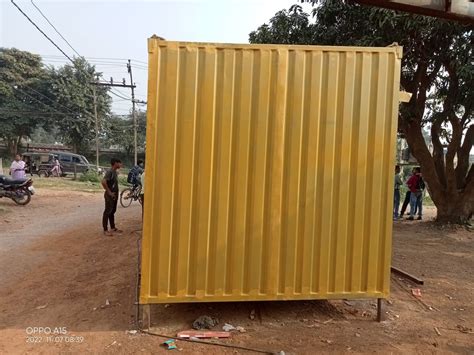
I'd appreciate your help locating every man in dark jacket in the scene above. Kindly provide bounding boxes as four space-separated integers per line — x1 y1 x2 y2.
128 159 144 191
101 158 123 236
400 168 416 218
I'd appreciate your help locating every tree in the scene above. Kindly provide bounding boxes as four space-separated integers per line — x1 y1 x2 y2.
250 0 473 224
249 5 313 44
48 57 111 154
30 126 60 145
0 48 53 156
106 111 146 158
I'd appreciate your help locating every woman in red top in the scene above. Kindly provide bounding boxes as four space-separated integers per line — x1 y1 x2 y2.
406 167 423 220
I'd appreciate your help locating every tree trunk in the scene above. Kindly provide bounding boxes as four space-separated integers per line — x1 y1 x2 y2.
435 191 474 224
7 138 18 157
404 120 473 224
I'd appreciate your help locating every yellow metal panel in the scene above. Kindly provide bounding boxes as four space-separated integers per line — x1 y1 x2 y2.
141 39 402 304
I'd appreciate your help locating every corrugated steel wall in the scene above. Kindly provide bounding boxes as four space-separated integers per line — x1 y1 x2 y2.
140 39 402 304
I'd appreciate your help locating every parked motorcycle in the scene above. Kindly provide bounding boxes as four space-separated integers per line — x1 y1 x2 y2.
0 175 35 205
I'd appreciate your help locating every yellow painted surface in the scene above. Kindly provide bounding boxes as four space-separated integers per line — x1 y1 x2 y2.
141 39 402 304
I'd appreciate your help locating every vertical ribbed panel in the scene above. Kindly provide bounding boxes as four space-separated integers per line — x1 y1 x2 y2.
140 40 402 303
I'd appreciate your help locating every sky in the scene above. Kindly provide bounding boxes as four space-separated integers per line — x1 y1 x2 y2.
0 0 299 114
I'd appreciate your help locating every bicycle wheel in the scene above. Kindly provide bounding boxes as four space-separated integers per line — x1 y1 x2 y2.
120 188 133 208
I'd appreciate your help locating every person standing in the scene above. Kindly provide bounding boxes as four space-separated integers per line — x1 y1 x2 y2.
10 154 26 180
415 172 425 220
23 155 32 176
51 157 62 177
406 167 423 221
101 158 123 236
140 169 145 219
399 167 416 218
393 165 403 220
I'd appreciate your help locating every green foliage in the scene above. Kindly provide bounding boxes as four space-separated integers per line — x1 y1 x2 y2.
30 126 59 144
78 170 101 183
33 177 104 193
249 0 474 222
249 5 313 44
118 175 129 186
105 110 146 157
0 48 53 155
250 1 473 132
0 50 114 157
48 57 112 154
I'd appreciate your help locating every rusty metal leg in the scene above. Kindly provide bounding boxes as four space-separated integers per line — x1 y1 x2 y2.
141 304 152 329
377 298 384 322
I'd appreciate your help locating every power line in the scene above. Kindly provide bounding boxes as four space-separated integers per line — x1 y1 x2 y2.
40 54 147 65
10 0 74 63
0 109 67 116
42 59 142 101
20 85 78 116
41 56 147 68
131 66 148 71
109 89 132 101
10 1 123 105
43 59 146 71
10 0 139 131
10 1 142 98
20 84 96 120
30 0 81 58
43 60 128 68
12 84 108 125
44 62 140 100
12 86 76 119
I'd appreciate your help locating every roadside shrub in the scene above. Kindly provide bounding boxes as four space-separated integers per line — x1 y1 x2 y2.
118 175 128 186
79 171 101 183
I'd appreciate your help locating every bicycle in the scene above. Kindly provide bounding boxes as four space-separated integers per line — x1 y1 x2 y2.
120 184 143 208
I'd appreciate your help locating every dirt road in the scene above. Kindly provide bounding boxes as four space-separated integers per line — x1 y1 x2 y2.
1 190 107 287
0 189 473 354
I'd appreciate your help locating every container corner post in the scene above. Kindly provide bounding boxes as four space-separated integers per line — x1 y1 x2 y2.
376 298 385 322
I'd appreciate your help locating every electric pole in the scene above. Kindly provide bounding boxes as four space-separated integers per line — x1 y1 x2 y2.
90 78 136 169
127 59 137 165
92 76 100 170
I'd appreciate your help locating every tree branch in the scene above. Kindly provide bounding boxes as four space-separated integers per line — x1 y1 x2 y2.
460 104 472 129
427 60 442 85
456 124 474 188
413 62 429 122
445 113 463 193
405 119 445 205
466 164 474 186
431 115 447 187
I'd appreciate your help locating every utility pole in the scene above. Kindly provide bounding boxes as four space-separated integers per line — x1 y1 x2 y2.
127 59 137 165
92 76 100 170
90 79 137 168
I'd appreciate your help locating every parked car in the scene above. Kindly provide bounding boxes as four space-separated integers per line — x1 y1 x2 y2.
23 151 98 177
49 151 96 175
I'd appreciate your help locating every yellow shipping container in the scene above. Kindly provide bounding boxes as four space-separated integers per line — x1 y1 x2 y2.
141 39 402 304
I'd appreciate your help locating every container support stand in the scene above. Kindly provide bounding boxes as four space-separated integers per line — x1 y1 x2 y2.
376 298 384 322
141 304 152 329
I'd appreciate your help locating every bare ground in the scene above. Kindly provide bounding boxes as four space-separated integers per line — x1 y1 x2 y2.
0 189 473 354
